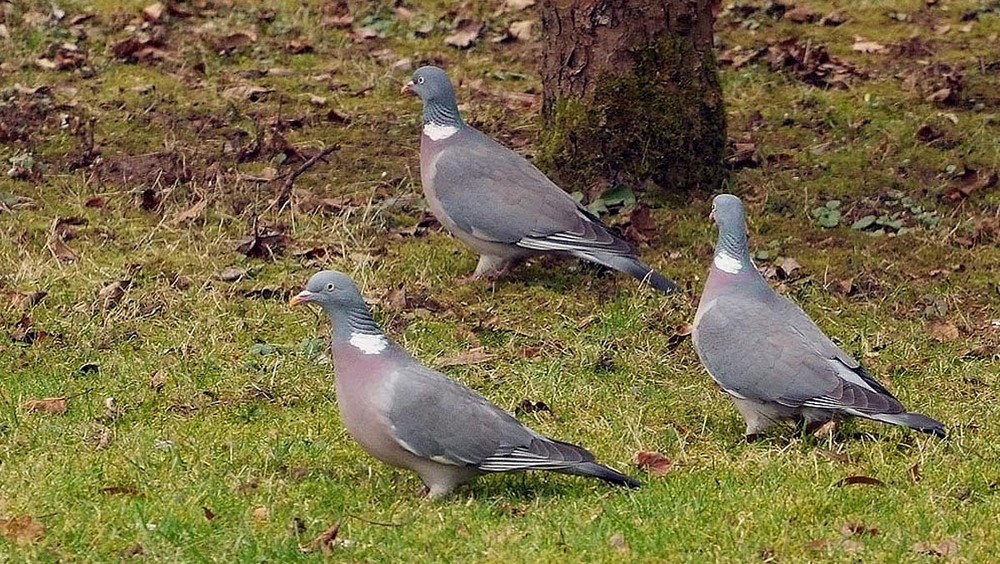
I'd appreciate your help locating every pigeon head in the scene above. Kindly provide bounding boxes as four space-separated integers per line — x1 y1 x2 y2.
289 270 365 311
401 66 456 106
709 194 753 275
710 194 747 234
402 66 463 129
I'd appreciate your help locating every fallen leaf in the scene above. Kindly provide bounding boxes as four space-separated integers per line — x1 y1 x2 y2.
252 506 270 522
634 450 673 476
820 11 847 26
142 2 165 22
0 516 44 544
100 485 141 496
85 196 106 208
941 169 997 203
909 462 922 483
504 0 536 11
841 522 880 537
608 532 630 552
852 39 886 53
833 475 885 487
784 7 818 23
215 267 246 282
97 279 131 309
666 323 693 349
24 396 68 414
119 544 144 558
818 448 850 464
777 257 801 278
215 31 258 53
223 85 274 102
435 347 495 368
301 521 341 554
169 198 208 225
236 230 290 259
811 420 837 438
9 290 47 310
150 369 168 392
926 87 954 105
926 319 959 342
912 538 959 557
515 399 553 416
445 19 482 49
203 507 217 521
508 20 534 41
46 232 78 262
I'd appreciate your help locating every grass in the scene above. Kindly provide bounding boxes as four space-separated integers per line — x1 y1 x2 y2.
2 0 999 560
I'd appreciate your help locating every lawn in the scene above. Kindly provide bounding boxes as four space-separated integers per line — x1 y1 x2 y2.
1 0 999 561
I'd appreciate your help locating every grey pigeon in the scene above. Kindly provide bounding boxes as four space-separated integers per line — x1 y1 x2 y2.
401 66 677 293
290 270 641 497
692 194 945 439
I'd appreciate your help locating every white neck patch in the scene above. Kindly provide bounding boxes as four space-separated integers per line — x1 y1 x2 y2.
423 122 459 141
714 250 743 274
349 332 387 355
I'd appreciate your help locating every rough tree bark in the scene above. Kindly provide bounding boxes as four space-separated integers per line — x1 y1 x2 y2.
539 0 726 197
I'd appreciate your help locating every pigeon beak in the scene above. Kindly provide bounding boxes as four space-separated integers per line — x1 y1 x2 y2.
401 81 414 94
709 211 716 222
289 290 315 307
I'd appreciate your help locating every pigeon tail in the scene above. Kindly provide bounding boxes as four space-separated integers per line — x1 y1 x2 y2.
868 411 946 438
582 252 679 294
557 462 642 489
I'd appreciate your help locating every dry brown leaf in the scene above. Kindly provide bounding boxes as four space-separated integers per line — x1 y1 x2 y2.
215 31 258 52
203 507 217 521
215 267 246 282
634 450 673 476
252 506 270 522
445 19 482 49
100 485 141 496
508 20 534 41
909 462 922 483
24 396 68 414
667 323 693 349
515 399 553 416
97 279 131 309
608 532 630 552
912 538 959 557
778 257 801 278
301 521 341 554
926 319 959 342
0 516 44 544
169 198 208 226
142 2 165 22
222 85 274 102
833 475 885 487
852 39 886 53
435 347 496 368
9 290 47 310
504 0 536 11
150 369 168 392
841 522 880 537
47 233 78 262
784 7 818 23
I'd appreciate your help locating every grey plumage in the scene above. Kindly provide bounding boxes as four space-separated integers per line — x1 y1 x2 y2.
403 66 677 293
291 270 641 497
693 194 945 439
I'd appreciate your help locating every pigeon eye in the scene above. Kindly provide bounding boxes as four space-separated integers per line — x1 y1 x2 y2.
326 283 335 291
417 76 425 84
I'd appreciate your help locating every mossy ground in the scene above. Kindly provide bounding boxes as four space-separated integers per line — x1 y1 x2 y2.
1 0 999 561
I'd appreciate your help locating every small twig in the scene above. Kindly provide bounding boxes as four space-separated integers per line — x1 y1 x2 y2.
346 512 416 527
268 143 340 212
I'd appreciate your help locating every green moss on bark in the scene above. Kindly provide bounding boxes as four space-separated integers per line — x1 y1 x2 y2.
539 36 727 196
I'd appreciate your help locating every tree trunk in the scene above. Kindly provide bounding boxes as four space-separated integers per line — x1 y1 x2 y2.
539 0 726 197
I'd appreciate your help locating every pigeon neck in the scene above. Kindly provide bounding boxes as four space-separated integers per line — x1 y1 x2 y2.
423 100 464 130
329 302 390 355
713 226 753 275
